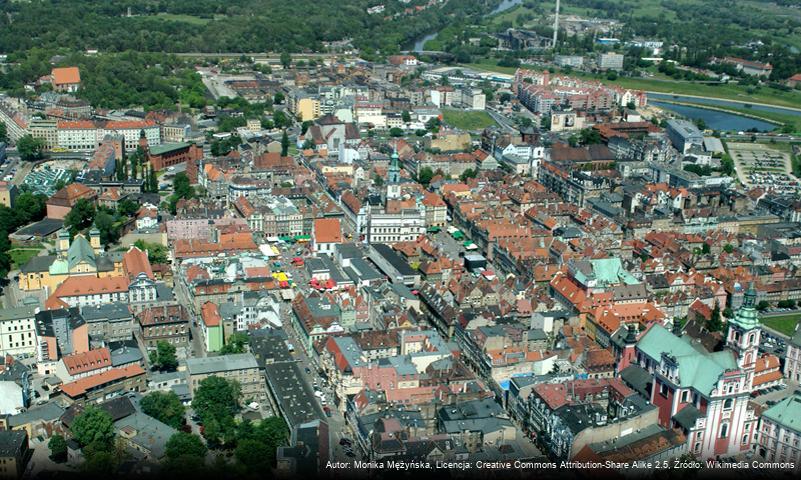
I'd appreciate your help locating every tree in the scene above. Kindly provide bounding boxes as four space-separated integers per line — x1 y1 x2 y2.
134 239 169 264
389 127 404 137
280 52 292 69
235 439 271 472
71 406 115 449
701 242 711 254
141 391 185 429
568 134 579 147
117 199 139 218
273 110 290 128
579 128 602 145
273 92 285 104
220 332 249 355
460 168 477 182
401 110 411 123
720 154 735 176
149 341 178 371
165 432 207 460
757 301 770 311
707 301 723 332
0 123 7 143
63 198 96 235
192 376 240 424
147 164 158 193
281 130 289 156
418 167 434 187
174 172 192 198
723 244 734 254
48 434 68 462
500 92 512 104
82 450 118 475
372 173 384 187
235 416 288 471
16 135 45 161
13 192 47 225
94 210 120 246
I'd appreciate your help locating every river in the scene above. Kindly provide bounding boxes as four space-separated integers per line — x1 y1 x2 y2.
648 93 801 118
650 101 777 132
413 0 523 52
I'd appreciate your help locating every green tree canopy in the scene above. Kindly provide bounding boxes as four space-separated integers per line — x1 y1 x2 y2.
16 135 46 161
71 406 115 449
281 130 290 156
165 432 207 460
149 341 178 371
63 198 96 235
48 434 68 462
133 239 170 264
418 167 434 187
141 391 185 429
220 332 249 355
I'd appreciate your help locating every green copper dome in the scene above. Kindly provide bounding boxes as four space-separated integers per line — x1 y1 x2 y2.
731 282 760 330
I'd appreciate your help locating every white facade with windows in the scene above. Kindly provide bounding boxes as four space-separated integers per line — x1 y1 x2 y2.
0 306 39 357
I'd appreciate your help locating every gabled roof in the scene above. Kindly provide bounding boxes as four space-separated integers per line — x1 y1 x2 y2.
60 364 145 398
62 348 111 376
67 234 96 269
637 324 737 395
122 246 154 281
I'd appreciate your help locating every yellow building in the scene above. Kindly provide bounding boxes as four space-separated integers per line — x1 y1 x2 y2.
291 95 321 122
18 229 124 292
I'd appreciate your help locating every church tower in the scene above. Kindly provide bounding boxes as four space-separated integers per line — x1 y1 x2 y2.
386 147 401 201
726 282 761 391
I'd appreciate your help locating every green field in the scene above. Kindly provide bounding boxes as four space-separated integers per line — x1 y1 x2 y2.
151 13 211 25
761 313 801 337
9 248 42 269
441 109 497 131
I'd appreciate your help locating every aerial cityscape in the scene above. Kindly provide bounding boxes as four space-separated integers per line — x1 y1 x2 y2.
1 0 801 478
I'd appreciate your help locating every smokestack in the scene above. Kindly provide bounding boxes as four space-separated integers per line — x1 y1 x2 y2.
552 0 561 49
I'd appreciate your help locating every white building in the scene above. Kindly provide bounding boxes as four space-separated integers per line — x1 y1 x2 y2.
366 150 425 243
0 306 39 357
599 53 625 71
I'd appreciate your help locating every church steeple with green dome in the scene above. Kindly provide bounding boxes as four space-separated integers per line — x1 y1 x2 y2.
726 281 762 388
731 282 760 331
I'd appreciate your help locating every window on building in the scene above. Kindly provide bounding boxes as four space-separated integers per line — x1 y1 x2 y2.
720 423 729 439
724 399 734 410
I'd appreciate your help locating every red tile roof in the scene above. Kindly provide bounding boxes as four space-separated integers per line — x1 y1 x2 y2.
51 67 81 85
201 301 221 327
50 275 129 299
60 364 145 398
62 348 111 376
314 218 342 244
122 246 154 281
104 120 157 130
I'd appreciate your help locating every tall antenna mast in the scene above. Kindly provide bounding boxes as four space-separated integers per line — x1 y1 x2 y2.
552 0 561 49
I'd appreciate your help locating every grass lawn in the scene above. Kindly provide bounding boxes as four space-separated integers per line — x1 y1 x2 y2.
761 313 801 337
151 13 211 25
441 109 497 131
9 248 42 269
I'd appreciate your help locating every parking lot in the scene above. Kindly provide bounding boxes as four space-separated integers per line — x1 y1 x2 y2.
728 143 796 190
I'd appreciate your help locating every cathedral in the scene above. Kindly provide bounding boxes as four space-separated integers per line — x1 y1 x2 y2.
633 283 780 459
18 228 124 292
